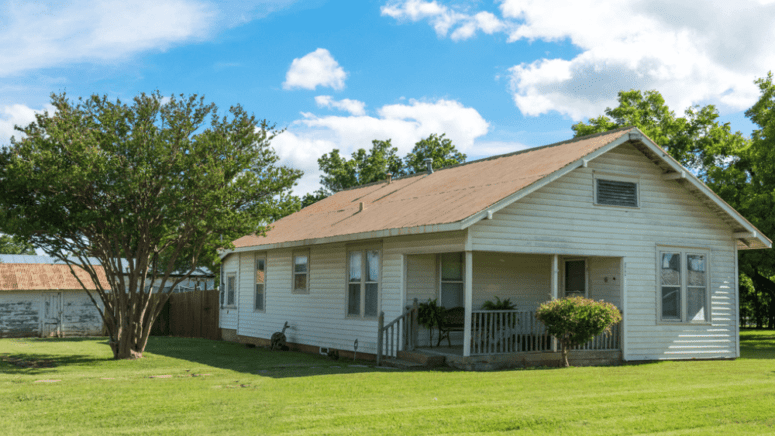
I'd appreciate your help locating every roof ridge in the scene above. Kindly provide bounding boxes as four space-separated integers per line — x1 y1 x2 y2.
334 126 634 194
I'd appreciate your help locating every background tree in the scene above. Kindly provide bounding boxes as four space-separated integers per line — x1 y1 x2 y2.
301 134 467 207
536 296 622 367
573 78 775 329
0 92 302 359
0 234 36 255
404 133 467 174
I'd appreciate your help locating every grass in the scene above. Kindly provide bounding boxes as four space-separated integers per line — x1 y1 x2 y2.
1 331 774 435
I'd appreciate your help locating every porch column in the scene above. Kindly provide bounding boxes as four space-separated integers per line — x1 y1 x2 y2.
463 250 473 357
550 254 559 352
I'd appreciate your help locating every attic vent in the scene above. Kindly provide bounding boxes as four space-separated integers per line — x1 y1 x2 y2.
596 179 638 207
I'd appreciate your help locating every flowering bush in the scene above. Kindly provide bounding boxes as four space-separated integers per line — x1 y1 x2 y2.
536 296 622 367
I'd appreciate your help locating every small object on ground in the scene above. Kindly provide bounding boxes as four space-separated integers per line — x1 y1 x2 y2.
270 321 290 351
149 375 173 379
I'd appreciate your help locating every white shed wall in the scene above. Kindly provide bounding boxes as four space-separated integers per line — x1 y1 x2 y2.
470 143 738 361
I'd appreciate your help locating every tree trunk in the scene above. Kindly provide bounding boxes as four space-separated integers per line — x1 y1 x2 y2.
560 342 570 367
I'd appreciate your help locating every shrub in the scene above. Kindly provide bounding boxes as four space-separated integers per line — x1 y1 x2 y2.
417 299 445 346
481 296 516 310
535 296 622 367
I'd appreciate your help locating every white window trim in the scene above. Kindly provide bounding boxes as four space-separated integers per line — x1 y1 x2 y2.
225 273 237 308
655 247 712 325
592 172 640 209
292 250 310 294
438 252 465 308
561 257 588 298
254 254 266 313
345 247 381 319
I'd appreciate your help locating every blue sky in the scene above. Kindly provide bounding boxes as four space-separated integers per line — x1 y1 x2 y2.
2 0 773 195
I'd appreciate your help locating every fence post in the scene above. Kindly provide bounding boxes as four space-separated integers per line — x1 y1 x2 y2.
376 311 384 366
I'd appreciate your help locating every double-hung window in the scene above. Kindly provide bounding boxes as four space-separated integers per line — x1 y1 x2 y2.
347 249 380 318
226 273 236 307
658 248 709 323
440 253 464 308
255 255 266 311
293 251 309 293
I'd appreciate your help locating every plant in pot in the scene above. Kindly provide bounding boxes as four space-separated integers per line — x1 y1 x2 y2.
417 298 445 347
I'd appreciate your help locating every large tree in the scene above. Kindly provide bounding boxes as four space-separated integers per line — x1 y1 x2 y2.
0 92 302 359
573 80 775 328
403 133 467 174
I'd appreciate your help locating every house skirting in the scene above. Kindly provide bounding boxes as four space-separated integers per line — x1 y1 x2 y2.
228 333 378 362
444 350 622 371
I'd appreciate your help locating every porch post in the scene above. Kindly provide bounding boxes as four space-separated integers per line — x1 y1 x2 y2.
463 250 473 357
551 254 559 352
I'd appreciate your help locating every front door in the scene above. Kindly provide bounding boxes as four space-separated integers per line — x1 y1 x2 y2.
564 260 587 297
43 292 62 337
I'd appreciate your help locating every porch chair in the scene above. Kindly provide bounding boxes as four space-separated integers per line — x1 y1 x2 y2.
437 306 466 347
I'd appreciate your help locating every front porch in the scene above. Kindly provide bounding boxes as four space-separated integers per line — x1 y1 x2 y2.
377 251 625 368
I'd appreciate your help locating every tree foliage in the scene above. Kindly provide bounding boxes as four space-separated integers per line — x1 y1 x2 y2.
536 297 622 367
0 234 36 255
0 92 302 359
404 133 467 175
303 134 467 207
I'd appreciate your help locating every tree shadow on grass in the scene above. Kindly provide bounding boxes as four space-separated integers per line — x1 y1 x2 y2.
144 336 447 379
740 333 775 359
0 353 107 375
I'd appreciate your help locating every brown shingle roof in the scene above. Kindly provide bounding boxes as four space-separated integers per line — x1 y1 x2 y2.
233 128 634 249
0 263 110 292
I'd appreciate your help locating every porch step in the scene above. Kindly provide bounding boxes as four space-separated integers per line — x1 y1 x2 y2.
381 358 429 370
397 350 446 368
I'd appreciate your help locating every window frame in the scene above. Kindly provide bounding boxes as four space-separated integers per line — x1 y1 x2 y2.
225 273 237 308
292 250 310 294
656 246 711 325
254 254 266 312
345 247 381 319
593 173 640 209
438 252 465 308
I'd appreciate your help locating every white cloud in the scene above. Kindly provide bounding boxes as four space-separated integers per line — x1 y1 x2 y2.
283 49 348 91
0 0 296 77
315 96 366 116
381 1 504 41
274 98 489 195
0 104 52 146
383 0 775 119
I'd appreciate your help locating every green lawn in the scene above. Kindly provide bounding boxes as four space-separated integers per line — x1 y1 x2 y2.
2 331 774 435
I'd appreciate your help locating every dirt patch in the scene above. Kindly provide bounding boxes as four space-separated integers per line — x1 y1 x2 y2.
1 354 56 369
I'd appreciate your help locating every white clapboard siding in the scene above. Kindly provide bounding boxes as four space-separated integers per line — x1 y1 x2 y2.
470 143 737 361
0 292 42 337
218 254 239 330
471 252 551 310
230 232 466 355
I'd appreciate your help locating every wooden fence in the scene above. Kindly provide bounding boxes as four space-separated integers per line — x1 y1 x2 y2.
151 290 219 340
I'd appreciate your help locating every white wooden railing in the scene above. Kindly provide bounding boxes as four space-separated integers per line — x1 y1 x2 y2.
376 299 419 365
470 310 621 355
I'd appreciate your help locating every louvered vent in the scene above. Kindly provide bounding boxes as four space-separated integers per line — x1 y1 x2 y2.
596 179 638 207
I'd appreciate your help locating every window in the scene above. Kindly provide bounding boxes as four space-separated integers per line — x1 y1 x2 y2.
564 259 586 297
596 178 638 207
293 251 309 293
658 249 709 323
440 253 464 308
347 249 380 317
255 256 266 311
226 273 236 307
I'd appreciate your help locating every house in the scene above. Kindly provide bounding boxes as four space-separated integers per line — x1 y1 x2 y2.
218 127 771 369
0 255 109 337
0 255 215 338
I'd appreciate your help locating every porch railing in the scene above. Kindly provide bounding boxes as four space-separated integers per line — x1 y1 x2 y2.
471 310 622 355
471 310 551 355
376 299 419 366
